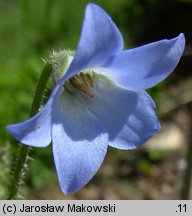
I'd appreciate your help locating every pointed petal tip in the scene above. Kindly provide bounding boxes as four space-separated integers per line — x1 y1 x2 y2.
6 118 51 148
60 186 76 195
171 33 185 57
6 124 20 138
171 33 186 66
85 3 110 19
6 123 27 145
86 3 101 10
155 121 161 134
60 187 68 195
165 33 185 42
178 32 186 51
178 32 185 40
162 33 185 56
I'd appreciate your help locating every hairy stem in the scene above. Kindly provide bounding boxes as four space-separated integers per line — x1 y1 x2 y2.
7 63 52 199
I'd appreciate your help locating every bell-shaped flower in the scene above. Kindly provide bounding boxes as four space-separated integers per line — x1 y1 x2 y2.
7 3 185 194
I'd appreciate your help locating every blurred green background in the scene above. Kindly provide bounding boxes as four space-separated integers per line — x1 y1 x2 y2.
0 0 192 199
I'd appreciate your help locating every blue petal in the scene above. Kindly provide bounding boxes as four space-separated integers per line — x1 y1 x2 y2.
6 83 61 147
51 87 108 194
87 74 160 150
65 3 123 80
101 33 185 90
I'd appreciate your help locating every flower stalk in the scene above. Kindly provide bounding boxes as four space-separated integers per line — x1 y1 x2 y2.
7 63 52 199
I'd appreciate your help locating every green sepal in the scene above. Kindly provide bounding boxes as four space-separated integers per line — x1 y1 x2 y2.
49 50 75 83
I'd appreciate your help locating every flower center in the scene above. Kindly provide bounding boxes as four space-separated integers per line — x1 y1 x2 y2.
69 72 94 98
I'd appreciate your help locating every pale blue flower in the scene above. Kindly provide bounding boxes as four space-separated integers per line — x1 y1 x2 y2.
7 3 185 194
